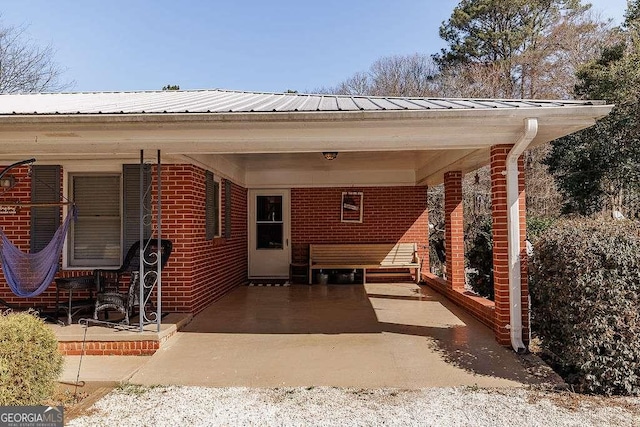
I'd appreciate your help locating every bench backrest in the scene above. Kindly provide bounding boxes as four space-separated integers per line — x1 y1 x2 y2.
310 243 418 266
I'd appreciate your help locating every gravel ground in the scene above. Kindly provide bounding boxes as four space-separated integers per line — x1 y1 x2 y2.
68 385 640 427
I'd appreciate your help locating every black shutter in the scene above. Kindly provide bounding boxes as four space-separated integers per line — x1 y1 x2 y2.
123 164 151 256
205 171 215 240
224 180 232 239
31 165 60 253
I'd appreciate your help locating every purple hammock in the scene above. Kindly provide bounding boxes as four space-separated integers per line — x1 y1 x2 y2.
0 207 76 298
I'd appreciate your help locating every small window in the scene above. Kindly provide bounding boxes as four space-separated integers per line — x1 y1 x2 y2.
69 174 121 267
205 171 221 239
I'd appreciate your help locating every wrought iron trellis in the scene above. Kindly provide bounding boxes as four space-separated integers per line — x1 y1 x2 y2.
80 150 163 332
138 149 163 332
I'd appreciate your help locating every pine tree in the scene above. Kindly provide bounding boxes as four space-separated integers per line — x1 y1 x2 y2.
546 2 640 217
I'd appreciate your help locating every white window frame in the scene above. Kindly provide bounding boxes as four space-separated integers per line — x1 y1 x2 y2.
63 164 123 269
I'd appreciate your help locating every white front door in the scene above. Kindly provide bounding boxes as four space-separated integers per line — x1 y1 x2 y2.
248 189 291 278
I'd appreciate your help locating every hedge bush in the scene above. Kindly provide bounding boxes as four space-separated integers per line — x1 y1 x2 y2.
0 311 64 405
466 218 494 299
526 216 556 242
465 216 555 300
530 218 640 395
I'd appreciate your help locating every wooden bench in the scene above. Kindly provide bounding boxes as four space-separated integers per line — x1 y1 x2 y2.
309 243 421 284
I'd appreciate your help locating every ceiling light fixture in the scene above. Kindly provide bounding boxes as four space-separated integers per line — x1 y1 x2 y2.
322 152 338 160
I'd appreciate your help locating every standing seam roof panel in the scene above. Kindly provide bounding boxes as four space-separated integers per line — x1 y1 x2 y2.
201 92 258 112
268 95 313 112
319 96 339 111
352 97 384 110
0 89 606 115
336 97 359 111
251 95 297 112
126 91 226 112
219 94 282 112
290 96 320 111
385 99 425 110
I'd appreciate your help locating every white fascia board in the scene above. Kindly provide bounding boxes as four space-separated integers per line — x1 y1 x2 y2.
0 105 613 177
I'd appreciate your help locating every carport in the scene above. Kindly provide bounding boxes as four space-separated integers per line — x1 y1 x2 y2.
128 282 554 388
0 90 612 351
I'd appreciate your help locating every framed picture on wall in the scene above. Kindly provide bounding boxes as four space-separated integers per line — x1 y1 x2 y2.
341 191 363 223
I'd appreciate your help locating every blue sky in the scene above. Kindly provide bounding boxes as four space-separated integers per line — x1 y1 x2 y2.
0 0 629 93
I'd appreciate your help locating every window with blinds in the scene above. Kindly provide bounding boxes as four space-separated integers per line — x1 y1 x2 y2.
205 171 221 240
69 174 121 266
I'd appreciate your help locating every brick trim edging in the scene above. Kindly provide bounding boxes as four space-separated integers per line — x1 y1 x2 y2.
56 314 190 356
422 273 495 330
58 340 160 356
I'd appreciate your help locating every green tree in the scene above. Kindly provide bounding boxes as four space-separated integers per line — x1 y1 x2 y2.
320 0 618 283
435 0 607 99
547 3 640 217
162 84 180 90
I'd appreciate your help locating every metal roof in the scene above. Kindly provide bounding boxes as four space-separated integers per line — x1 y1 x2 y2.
0 89 604 115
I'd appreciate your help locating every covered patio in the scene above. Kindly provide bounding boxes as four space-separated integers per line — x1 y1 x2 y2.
66 282 558 388
0 90 613 352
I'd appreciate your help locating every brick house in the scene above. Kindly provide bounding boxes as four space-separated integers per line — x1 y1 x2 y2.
0 90 612 351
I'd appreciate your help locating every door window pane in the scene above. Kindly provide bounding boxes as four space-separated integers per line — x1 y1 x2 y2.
256 223 283 249
257 196 282 222
256 195 283 249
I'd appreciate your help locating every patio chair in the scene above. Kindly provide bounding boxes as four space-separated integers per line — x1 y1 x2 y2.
93 239 172 325
93 240 144 295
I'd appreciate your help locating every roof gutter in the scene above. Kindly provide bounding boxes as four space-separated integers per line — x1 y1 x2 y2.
506 117 538 353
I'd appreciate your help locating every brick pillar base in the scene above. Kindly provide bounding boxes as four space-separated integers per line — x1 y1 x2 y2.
490 145 529 347
444 171 465 291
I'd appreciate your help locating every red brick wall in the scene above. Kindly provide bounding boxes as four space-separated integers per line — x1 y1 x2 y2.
164 165 248 314
121 164 248 314
0 165 66 307
0 164 248 315
424 273 495 330
291 186 429 272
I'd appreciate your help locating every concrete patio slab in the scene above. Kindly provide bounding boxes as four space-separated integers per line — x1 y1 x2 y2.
62 355 150 384
129 283 548 388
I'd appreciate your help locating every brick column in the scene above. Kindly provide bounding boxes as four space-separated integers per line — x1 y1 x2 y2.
417 194 430 277
444 171 465 291
490 145 529 346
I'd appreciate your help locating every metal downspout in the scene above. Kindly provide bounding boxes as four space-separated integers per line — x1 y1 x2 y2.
506 118 538 353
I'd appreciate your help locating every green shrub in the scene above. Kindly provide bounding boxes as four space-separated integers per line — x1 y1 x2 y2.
530 218 640 395
0 311 64 405
526 216 556 242
466 219 494 299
